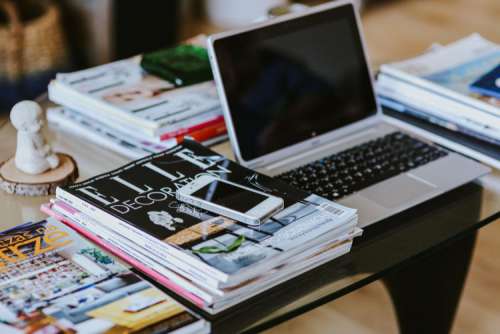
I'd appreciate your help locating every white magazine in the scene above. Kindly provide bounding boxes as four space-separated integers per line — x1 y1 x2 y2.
49 57 222 135
380 34 500 121
47 107 176 159
47 108 227 159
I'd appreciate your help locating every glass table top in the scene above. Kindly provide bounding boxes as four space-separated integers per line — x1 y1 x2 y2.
0 111 499 333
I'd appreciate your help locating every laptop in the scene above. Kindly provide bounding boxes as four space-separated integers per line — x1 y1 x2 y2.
207 0 490 227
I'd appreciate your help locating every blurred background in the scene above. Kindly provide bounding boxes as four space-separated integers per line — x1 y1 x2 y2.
0 0 368 111
1 0 499 112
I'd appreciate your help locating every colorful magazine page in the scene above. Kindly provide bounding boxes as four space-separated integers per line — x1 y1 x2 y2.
0 219 207 334
56 140 357 286
383 34 500 111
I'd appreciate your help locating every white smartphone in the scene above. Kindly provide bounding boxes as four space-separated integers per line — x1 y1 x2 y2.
176 175 284 225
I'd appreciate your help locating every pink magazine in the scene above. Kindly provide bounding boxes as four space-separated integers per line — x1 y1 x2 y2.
40 203 206 308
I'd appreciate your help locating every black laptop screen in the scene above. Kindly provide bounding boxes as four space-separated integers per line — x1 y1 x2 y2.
213 4 377 161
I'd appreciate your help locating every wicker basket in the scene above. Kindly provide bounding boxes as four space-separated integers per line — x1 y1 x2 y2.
0 0 68 81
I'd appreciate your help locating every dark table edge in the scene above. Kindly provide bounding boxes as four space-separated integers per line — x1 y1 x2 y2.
242 211 500 333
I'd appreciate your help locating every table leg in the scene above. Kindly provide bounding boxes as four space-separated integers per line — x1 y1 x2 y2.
382 231 477 334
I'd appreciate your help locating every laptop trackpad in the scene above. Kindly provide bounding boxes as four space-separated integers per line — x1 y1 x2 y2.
359 174 436 209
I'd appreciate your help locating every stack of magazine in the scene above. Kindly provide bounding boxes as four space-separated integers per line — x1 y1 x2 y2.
0 219 209 334
42 140 361 314
376 34 500 168
48 46 227 160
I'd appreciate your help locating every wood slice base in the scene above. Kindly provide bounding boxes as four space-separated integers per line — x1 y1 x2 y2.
0 154 79 196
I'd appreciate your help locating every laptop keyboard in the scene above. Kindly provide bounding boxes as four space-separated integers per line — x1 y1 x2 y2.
277 132 448 200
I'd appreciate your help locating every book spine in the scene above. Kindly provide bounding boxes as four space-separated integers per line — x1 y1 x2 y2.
41 204 208 308
380 66 500 118
55 188 229 284
159 116 225 141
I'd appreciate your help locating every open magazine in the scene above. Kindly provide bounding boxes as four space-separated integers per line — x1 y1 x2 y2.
50 140 359 313
0 219 208 334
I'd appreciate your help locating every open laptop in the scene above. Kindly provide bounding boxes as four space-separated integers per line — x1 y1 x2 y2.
207 0 490 227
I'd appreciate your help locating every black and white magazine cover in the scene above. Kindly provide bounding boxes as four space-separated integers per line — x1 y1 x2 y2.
56 140 358 287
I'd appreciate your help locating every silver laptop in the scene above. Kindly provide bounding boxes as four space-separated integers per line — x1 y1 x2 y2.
207 0 490 227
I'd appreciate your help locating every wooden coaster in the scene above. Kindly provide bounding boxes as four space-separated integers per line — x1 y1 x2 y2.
0 153 79 196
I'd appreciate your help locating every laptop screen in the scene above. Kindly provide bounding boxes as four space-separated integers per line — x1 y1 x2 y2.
212 4 377 161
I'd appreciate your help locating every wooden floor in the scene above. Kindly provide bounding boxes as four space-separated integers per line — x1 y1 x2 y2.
263 0 500 333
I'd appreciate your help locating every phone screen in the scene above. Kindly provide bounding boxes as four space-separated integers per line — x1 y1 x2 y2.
191 180 268 213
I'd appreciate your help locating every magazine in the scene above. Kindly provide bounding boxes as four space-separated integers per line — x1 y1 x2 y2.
47 108 227 160
48 107 176 159
380 34 500 119
55 140 358 290
377 72 500 138
0 219 209 334
377 34 500 167
43 200 361 313
48 57 222 136
378 96 500 145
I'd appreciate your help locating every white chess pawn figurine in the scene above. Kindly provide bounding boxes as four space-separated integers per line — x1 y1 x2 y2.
10 101 59 175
